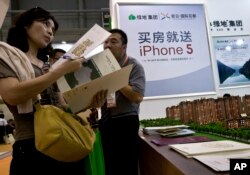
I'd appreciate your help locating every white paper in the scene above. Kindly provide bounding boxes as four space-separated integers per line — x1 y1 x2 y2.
65 24 110 59
194 150 250 171
63 65 132 113
48 24 131 114
52 24 111 69
159 129 195 137
57 49 121 92
143 125 189 135
169 140 250 158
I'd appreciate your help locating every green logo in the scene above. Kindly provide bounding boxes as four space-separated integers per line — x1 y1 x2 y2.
128 14 136 20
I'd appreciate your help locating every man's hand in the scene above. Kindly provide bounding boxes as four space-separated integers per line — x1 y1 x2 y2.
90 90 108 108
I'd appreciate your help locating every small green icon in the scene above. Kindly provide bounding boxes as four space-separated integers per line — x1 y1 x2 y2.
128 14 136 20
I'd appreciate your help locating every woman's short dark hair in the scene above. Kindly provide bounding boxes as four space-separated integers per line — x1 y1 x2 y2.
109 28 128 45
7 7 59 62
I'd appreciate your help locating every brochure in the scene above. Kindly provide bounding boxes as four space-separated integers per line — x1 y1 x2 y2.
193 150 250 171
63 64 132 113
51 24 131 113
57 49 121 92
159 129 195 137
143 125 189 135
151 136 213 146
169 140 250 158
52 23 111 68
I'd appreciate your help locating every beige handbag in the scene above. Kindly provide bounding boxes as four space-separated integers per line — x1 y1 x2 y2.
34 104 95 162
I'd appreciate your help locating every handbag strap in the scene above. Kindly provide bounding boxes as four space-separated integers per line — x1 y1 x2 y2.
34 101 88 126
34 100 41 111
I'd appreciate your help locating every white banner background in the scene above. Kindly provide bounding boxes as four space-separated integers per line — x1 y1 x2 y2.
116 3 216 97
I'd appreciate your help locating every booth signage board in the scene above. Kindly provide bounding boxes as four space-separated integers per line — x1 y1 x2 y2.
115 3 216 98
213 35 250 88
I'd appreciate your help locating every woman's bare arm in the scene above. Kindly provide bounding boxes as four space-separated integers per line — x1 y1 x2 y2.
0 58 83 105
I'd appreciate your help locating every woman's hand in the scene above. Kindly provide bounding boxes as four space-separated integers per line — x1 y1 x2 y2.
7 119 15 128
90 90 108 108
51 57 85 76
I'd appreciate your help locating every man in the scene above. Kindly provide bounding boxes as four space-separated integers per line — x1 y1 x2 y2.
99 29 146 175
41 48 68 109
48 48 66 65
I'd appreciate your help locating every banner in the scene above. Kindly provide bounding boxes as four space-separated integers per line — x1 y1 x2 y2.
116 3 216 97
213 35 250 87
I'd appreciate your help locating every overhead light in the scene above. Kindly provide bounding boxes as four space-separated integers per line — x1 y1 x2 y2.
225 46 231 51
236 39 244 46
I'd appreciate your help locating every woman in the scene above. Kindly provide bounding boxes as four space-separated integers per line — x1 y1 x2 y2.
0 7 106 175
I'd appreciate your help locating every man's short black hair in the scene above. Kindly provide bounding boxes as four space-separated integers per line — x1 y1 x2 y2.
223 93 231 98
109 28 128 45
49 48 66 58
